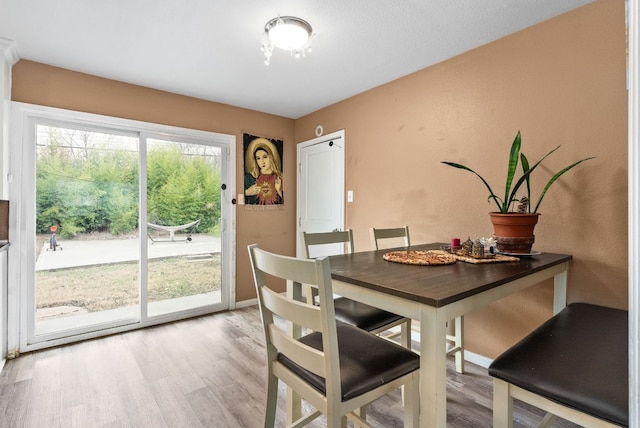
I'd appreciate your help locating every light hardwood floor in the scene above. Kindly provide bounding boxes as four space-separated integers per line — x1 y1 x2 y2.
0 307 580 427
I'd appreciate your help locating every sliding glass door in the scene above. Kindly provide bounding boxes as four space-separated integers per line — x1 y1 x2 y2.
34 124 141 336
144 137 223 317
12 103 235 351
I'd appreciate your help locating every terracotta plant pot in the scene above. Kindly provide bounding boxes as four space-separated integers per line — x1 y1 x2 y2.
489 212 541 253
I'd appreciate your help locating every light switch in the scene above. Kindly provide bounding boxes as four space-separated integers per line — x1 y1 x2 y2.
347 190 354 202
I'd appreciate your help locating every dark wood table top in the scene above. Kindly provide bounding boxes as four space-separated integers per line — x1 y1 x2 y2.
328 243 573 307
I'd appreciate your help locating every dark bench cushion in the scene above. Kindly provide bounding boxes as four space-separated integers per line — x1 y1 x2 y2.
278 323 419 401
488 303 628 427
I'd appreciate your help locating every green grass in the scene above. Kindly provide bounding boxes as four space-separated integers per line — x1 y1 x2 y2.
36 255 222 312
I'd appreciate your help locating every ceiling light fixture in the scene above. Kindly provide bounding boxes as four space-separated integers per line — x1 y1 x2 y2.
261 16 313 66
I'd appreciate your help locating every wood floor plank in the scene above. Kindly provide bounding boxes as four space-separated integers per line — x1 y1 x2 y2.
0 306 582 427
185 386 243 427
0 378 31 427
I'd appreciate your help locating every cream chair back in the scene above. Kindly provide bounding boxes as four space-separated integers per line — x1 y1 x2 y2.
371 226 411 250
302 229 354 258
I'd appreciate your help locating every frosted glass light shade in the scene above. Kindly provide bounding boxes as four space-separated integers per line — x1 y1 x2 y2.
269 21 309 50
265 17 312 51
261 16 313 65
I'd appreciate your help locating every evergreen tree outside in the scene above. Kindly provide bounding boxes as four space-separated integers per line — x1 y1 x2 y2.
36 126 221 238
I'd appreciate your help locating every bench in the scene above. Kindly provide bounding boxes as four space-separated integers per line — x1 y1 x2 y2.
488 302 628 427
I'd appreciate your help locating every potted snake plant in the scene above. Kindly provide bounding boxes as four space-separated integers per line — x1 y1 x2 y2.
442 131 594 253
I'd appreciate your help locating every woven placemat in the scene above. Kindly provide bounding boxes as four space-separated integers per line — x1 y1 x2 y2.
453 253 520 264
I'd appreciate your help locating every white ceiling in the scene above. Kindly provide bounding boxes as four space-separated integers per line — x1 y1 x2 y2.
0 0 593 119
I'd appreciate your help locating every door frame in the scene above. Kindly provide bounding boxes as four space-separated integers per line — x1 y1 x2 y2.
8 102 236 353
296 129 345 257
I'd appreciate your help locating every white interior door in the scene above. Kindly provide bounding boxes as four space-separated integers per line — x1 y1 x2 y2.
297 130 345 257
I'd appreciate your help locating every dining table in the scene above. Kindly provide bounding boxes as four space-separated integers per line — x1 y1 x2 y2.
327 242 572 427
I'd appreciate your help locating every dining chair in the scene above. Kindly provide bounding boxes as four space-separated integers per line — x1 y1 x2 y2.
302 230 411 348
371 226 411 250
371 226 465 372
248 244 420 428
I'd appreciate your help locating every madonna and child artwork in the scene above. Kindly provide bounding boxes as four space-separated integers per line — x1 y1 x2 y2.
243 133 284 206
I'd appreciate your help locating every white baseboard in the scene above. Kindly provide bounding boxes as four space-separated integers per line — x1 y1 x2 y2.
410 328 493 368
463 350 493 368
235 298 258 309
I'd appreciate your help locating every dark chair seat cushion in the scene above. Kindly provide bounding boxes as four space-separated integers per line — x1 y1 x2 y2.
278 323 419 401
488 303 628 427
333 297 404 331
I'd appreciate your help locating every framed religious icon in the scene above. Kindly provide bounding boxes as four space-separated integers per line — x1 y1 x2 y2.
243 133 284 206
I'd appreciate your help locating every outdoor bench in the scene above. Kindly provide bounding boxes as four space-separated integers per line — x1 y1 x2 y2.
488 302 628 427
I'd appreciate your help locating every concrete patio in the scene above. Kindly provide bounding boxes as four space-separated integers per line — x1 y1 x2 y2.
36 233 222 271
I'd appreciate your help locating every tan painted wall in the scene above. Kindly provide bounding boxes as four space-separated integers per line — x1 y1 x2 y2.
295 0 628 357
10 0 627 358
11 61 296 302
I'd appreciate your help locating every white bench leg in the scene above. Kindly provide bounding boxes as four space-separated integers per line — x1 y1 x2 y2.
539 412 558 428
493 378 514 428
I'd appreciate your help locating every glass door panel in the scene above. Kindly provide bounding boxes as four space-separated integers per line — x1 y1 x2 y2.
19 104 233 351
34 124 140 336
145 138 222 317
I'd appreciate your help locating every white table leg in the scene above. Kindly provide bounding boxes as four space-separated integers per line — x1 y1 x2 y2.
553 267 568 314
454 315 465 373
420 306 448 427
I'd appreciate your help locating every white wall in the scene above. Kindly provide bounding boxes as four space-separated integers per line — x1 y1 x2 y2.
0 38 17 365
